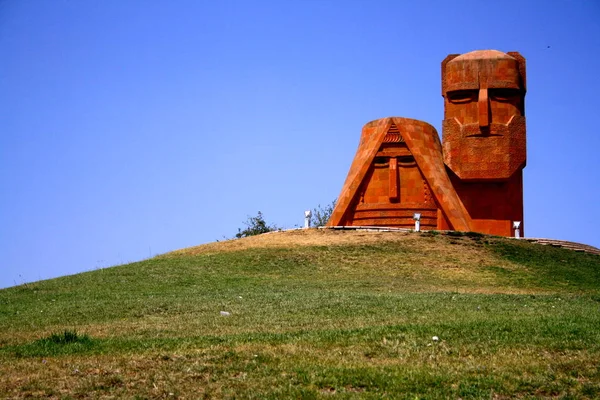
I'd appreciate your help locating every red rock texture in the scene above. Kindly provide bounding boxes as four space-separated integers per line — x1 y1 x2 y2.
327 117 471 231
442 50 526 236
327 50 526 237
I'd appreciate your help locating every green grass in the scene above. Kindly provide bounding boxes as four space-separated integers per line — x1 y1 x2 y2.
1 231 599 398
14 330 96 357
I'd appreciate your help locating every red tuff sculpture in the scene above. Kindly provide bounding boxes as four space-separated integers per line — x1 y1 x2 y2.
441 50 526 236
328 50 526 237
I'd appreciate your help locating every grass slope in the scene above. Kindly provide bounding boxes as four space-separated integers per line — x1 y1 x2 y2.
1 229 599 399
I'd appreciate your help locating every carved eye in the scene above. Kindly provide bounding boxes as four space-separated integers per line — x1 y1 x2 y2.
397 156 415 166
447 90 477 103
490 88 521 102
373 157 388 167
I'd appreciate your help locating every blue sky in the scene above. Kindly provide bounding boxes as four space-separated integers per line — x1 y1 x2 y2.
1 1 599 289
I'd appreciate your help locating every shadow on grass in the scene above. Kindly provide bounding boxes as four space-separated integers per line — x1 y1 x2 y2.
487 239 600 293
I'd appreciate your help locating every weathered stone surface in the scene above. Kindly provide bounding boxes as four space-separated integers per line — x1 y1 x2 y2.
441 50 526 236
328 50 526 237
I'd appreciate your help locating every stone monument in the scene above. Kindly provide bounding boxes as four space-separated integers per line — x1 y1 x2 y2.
441 50 526 236
327 50 526 237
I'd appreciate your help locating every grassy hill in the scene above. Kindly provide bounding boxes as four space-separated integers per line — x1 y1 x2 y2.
1 229 599 399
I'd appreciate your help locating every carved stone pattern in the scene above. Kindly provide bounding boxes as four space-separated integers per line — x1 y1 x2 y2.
383 123 404 143
328 50 526 237
423 179 434 206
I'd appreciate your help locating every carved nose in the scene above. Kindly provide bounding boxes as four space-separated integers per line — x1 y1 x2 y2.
478 88 489 129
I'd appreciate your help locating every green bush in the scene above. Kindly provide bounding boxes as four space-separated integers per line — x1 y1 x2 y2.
235 211 278 238
309 199 336 227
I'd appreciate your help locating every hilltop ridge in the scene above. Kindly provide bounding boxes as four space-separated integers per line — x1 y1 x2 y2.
1 229 600 398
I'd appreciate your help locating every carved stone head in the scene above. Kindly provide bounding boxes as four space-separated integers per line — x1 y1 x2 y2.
442 50 526 181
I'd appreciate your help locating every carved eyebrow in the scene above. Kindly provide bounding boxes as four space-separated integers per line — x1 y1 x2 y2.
489 88 520 93
448 90 477 96
487 81 521 90
445 83 478 93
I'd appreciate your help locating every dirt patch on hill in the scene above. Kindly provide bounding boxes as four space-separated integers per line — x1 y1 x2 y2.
161 229 545 295
164 228 490 257
165 229 417 256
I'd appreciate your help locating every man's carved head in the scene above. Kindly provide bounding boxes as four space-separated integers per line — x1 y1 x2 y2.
442 50 526 181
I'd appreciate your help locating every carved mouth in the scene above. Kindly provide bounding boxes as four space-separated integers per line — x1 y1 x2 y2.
461 124 506 138
451 117 516 138
443 116 525 143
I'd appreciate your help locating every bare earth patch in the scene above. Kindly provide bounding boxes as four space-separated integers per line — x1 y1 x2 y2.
164 229 540 294
166 228 467 255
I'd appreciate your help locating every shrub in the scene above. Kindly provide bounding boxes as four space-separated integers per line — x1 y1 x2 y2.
309 199 337 227
235 211 278 238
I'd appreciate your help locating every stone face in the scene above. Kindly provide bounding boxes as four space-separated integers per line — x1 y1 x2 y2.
442 50 526 181
328 50 526 237
442 50 526 236
327 117 471 231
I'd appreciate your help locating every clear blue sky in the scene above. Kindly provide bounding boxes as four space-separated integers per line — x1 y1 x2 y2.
1 1 599 289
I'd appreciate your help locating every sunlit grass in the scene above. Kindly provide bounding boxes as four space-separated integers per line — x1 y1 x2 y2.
1 230 599 398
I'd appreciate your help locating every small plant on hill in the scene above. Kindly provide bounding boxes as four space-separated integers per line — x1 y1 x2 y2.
42 330 90 345
309 199 337 227
235 211 278 238
13 330 95 357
